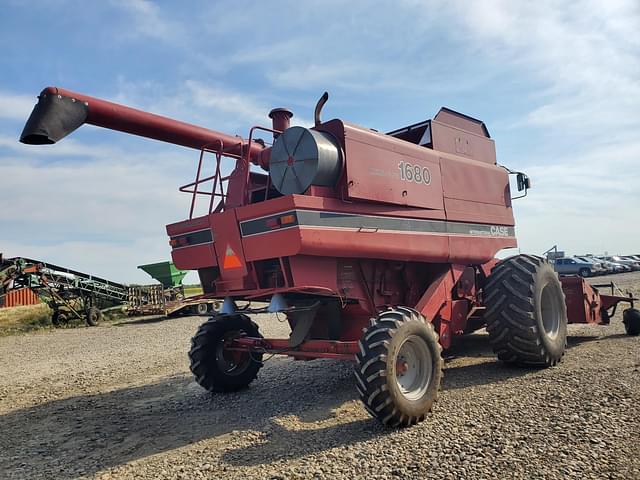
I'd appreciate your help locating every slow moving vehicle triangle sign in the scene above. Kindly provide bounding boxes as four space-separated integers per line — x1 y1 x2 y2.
223 245 242 269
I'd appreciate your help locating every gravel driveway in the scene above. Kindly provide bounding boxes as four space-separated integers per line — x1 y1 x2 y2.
1 273 639 479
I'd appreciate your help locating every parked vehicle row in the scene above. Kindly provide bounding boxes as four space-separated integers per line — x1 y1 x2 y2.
552 255 640 277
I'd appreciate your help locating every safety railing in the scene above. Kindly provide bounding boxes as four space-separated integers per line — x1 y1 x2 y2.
179 140 243 219
179 126 281 219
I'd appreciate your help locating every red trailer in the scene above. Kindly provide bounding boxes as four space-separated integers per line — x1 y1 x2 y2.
21 87 639 427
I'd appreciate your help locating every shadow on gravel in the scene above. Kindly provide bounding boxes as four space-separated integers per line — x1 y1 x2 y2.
113 315 171 326
440 331 628 392
221 416 384 468
442 361 534 391
4 330 631 478
569 333 630 343
442 333 533 391
0 359 383 479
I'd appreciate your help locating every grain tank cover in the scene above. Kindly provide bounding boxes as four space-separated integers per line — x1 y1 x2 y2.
138 261 188 288
269 126 343 195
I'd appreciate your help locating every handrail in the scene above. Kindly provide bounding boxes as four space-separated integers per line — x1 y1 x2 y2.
178 125 281 219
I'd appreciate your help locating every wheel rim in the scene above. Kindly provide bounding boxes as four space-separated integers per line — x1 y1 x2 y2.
395 335 432 401
215 332 251 376
541 283 562 339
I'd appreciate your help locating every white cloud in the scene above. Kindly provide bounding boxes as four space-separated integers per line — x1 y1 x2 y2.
409 0 640 255
0 133 120 158
109 0 185 43
0 92 37 121
0 138 206 283
111 77 276 134
431 0 640 136
184 80 269 126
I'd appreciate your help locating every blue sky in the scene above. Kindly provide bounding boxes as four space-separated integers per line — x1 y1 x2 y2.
1 0 638 283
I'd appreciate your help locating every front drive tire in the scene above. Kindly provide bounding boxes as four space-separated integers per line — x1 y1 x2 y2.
189 314 263 392
355 307 443 427
484 255 568 367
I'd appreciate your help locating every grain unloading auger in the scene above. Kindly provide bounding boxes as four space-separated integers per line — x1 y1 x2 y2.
21 86 640 427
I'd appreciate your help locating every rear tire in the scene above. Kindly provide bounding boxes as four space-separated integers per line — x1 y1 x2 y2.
189 314 263 392
623 308 640 336
85 307 102 326
484 255 568 366
354 307 443 427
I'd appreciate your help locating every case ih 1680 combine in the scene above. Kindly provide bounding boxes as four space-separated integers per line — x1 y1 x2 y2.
21 87 639 427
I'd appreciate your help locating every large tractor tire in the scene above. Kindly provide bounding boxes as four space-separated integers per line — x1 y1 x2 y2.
484 255 567 367
355 307 443 427
189 314 264 392
623 308 640 336
85 307 102 326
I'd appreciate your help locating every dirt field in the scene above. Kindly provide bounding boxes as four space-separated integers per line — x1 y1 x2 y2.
0 272 639 479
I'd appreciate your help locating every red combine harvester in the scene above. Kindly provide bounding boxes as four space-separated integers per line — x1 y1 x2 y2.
21 87 640 427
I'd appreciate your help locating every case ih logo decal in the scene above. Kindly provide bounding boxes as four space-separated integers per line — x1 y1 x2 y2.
398 161 431 185
490 225 511 237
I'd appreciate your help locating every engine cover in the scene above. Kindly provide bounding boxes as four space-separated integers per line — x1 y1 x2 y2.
269 126 342 195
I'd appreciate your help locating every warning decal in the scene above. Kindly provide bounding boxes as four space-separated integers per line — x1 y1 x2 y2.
223 245 242 269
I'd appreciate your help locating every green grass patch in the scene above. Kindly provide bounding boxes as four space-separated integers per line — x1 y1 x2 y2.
183 284 203 297
0 303 53 335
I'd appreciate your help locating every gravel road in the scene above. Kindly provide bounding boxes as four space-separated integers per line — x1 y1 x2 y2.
1 273 639 479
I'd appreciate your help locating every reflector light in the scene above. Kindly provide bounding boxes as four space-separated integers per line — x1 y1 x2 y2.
279 214 296 225
265 218 279 229
169 236 192 248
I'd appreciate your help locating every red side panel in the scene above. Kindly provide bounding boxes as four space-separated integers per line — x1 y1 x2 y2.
440 151 516 258
166 215 210 236
431 120 496 165
171 244 217 270
297 228 450 263
342 123 445 211
167 215 217 270
440 153 512 211
444 197 515 225
448 237 516 264
243 228 302 261
561 276 603 324
1 287 41 308
288 256 338 291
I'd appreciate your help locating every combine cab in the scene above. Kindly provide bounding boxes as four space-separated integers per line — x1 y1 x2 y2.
20 87 639 426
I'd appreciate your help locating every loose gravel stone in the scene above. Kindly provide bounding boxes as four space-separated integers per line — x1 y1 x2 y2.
0 273 639 479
